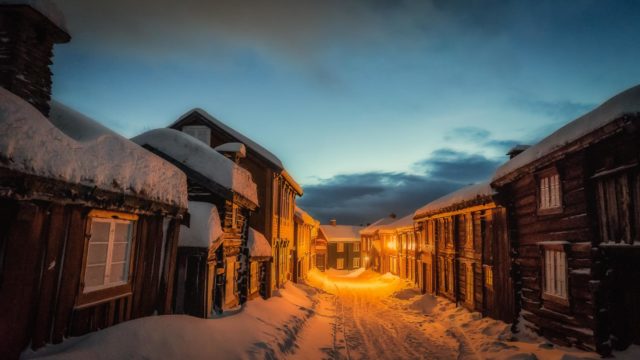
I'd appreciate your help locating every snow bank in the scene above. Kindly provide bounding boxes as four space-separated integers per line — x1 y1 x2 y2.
179 201 223 249
131 128 258 206
320 224 363 242
214 142 246 158
23 283 319 360
494 84 640 182
414 181 494 218
0 87 187 208
247 227 271 258
173 109 284 170
0 0 68 32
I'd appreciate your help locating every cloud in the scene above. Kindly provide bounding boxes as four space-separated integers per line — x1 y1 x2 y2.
298 148 503 225
444 127 523 154
512 98 596 123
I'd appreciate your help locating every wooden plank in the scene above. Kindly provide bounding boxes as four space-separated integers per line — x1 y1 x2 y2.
31 205 68 349
0 202 46 358
147 217 164 315
130 216 149 319
52 207 87 343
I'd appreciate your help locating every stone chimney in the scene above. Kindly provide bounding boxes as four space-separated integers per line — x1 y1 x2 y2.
0 2 70 117
507 145 530 159
329 219 337 226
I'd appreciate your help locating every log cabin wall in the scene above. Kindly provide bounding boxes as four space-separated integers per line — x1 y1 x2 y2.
499 151 597 351
0 199 181 359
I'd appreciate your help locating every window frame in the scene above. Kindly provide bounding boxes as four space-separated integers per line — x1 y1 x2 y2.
536 168 563 215
353 242 360 252
336 258 345 270
337 243 344 253
76 210 138 308
353 257 360 268
540 244 570 305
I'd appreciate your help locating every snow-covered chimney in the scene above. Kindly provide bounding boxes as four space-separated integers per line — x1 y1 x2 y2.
507 145 530 159
0 1 70 116
329 219 337 226
214 142 247 163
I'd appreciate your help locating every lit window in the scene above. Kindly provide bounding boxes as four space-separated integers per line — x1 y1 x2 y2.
353 242 360 252
84 215 134 293
182 125 211 145
539 173 561 210
466 214 473 247
484 266 493 287
337 243 344 253
250 262 259 294
544 249 567 299
337 258 344 269
353 258 360 268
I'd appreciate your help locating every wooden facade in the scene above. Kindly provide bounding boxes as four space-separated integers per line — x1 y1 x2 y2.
319 223 363 270
492 108 640 354
293 206 319 282
413 184 515 323
169 110 303 297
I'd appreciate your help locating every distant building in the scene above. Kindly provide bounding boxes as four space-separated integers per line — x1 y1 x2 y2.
360 215 398 272
319 220 363 270
293 206 319 281
168 109 303 296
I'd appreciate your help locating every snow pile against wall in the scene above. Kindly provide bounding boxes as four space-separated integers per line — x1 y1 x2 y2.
0 0 68 32
320 224 363 242
0 87 187 208
131 128 259 206
248 227 271 258
414 182 494 218
179 201 223 249
174 108 284 170
494 84 640 182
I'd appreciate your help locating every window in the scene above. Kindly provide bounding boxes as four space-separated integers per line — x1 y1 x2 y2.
484 266 493 287
465 214 473 247
539 172 562 211
544 249 567 299
353 257 360 268
182 125 211 145
595 169 639 244
83 213 134 293
337 243 344 253
353 242 360 252
225 258 238 304
466 263 474 305
250 261 259 294
336 258 344 269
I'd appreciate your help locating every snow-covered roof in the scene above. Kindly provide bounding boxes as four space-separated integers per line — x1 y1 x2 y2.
248 227 272 258
179 201 223 249
131 128 259 207
414 182 495 218
383 213 415 231
493 84 640 183
214 142 246 158
0 87 187 208
282 170 303 196
0 0 69 34
320 224 363 243
360 217 398 235
294 206 315 225
172 109 284 170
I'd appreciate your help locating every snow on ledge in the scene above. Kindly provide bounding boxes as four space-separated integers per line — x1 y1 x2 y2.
131 128 259 207
214 142 246 158
493 84 640 182
248 227 271 258
0 0 68 33
179 201 223 249
414 182 494 218
0 87 187 208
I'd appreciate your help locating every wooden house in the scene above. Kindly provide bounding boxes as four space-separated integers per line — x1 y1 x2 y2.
131 129 260 314
168 109 303 296
314 236 328 271
293 206 319 282
320 221 363 270
360 215 398 272
389 214 418 283
491 85 640 355
413 182 515 322
0 4 187 358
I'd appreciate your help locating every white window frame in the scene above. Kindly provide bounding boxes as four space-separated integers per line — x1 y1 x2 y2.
337 243 344 253
83 216 134 293
543 248 568 300
182 125 211 145
539 173 562 211
336 258 344 270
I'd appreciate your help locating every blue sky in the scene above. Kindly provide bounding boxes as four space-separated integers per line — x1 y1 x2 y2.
51 0 640 223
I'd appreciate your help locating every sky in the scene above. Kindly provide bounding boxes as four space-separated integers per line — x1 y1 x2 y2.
50 0 640 224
